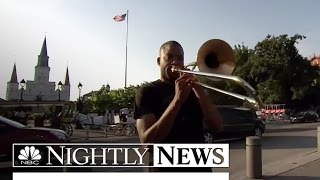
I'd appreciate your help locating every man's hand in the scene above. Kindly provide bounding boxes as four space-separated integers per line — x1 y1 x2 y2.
174 74 193 104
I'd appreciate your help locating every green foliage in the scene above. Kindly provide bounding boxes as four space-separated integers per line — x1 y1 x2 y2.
82 83 146 114
204 34 319 108
232 34 319 107
250 34 318 104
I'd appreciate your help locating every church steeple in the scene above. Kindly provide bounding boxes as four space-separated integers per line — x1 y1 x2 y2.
9 63 18 83
64 67 70 85
37 37 49 67
40 36 47 56
35 36 50 82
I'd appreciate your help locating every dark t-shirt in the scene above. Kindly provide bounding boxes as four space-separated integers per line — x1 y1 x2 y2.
134 79 211 172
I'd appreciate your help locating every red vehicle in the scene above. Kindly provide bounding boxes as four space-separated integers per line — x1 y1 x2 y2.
0 116 70 168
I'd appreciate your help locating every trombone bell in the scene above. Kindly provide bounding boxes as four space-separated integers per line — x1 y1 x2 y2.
197 39 235 75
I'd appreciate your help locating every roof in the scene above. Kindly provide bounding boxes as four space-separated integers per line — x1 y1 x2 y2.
40 36 48 57
37 37 49 67
9 63 18 83
64 67 70 85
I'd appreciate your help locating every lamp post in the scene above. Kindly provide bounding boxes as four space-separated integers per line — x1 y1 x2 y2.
105 83 111 111
58 81 62 101
76 82 84 130
106 83 110 93
20 79 26 101
78 82 82 100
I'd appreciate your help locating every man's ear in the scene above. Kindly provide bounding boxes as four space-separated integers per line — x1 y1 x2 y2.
157 57 160 66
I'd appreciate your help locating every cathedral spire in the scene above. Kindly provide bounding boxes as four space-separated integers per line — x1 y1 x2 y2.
40 36 47 56
9 63 18 83
37 36 49 67
64 67 70 85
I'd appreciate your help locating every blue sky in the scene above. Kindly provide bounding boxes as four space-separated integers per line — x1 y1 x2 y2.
0 0 319 101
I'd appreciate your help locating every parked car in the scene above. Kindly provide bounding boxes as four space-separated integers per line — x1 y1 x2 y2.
0 116 70 166
203 106 266 143
290 110 319 123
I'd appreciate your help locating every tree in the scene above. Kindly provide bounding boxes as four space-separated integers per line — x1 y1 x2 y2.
246 34 318 105
205 34 319 108
233 43 255 82
82 83 147 114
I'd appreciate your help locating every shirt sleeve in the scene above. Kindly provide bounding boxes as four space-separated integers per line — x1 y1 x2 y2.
133 86 156 119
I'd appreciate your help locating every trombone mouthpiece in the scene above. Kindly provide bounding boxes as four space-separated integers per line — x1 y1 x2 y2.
171 67 177 72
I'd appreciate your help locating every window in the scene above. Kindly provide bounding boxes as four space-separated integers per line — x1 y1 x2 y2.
218 108 254 125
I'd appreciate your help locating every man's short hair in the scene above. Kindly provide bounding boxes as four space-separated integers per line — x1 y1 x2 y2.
159 41 183 54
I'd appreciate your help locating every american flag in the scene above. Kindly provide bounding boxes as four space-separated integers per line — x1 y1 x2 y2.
113 14 126 22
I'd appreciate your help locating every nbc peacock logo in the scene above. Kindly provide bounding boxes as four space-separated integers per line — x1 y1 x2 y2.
18 146 42 165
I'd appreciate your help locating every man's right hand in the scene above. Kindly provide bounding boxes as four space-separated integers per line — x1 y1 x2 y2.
173 74 194 104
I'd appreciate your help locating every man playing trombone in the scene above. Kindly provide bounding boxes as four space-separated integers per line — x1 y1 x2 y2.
133 40 223 172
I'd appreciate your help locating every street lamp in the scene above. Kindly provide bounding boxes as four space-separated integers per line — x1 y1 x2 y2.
20 79 26 101
58 81 62 101
106 83 110 93
78 82 82 100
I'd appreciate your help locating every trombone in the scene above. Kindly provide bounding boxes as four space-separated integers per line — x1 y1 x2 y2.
171 39 264 110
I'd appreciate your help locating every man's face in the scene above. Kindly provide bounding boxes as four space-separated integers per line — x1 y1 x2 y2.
158 44 184 82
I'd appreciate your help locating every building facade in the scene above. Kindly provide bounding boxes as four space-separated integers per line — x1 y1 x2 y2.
310 55 320 67
6 37 70 101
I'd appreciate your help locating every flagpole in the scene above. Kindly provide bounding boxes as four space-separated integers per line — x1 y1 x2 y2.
125 10 129 88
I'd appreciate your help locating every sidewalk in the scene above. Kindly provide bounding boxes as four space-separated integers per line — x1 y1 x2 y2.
267 158 320 179
231 150 320 180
